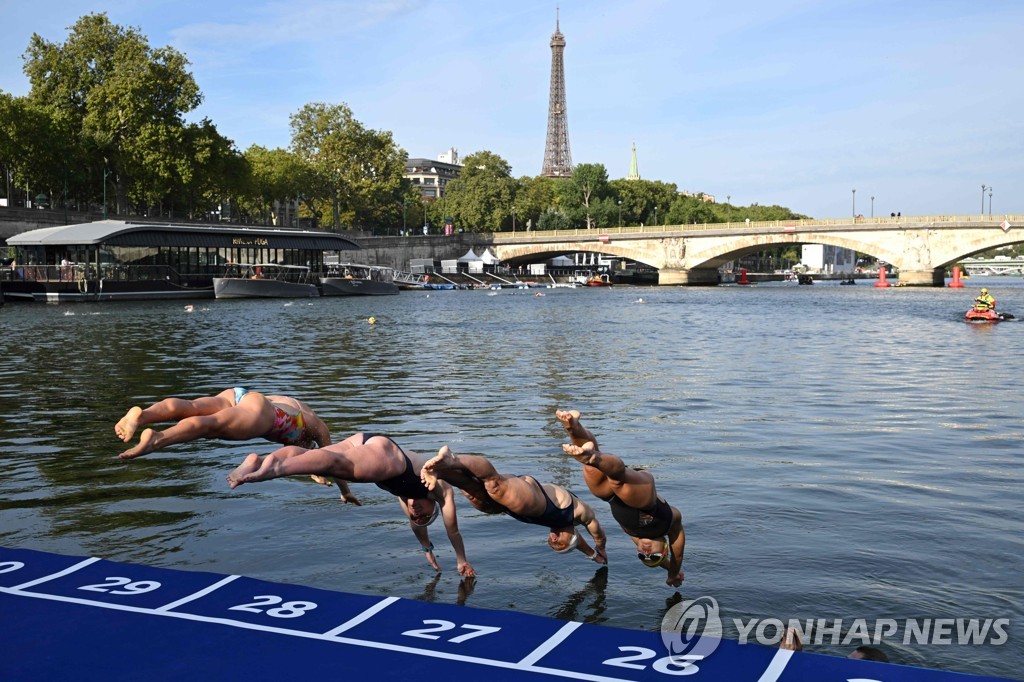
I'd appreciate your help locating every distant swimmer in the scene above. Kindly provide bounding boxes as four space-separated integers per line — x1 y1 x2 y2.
227 434 475 576
633 298 645 304
421 446 607 564
556 409 686 587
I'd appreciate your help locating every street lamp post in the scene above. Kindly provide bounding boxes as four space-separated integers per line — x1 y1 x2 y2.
851 189 856 218
654 205 658 226
981 184 987 215
988 188 993 216
871 196 874 218
512 205 516 233
103 168 109 219
402 198 407 236
618 200 622 227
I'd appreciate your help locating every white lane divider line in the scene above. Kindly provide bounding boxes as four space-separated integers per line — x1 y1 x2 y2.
154 575 240 612
518 621 583 667
321 596 400 637
10 556 100 590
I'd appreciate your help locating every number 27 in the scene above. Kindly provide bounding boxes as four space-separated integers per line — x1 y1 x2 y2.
402 619 501 643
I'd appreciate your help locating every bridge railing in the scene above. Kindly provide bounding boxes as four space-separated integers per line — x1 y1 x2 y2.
492 214 1022 240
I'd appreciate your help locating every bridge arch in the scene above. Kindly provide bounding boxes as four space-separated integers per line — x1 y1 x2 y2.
489 217 1024 286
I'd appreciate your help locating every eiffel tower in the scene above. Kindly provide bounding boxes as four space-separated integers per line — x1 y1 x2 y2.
541 10 573 177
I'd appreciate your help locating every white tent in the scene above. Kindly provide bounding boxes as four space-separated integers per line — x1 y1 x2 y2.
479 249 501 265
547 255 574 266
457 248 483 263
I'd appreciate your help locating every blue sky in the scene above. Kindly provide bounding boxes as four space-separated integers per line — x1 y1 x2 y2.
2 0 1022 219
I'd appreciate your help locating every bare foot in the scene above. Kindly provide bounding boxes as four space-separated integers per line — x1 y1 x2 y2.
118 428 158 459
556 409 597 448
115 406 143 442
310 474 334 487
555 409 581 432
421 445 458 491
226 453 262 488
562 441 598 465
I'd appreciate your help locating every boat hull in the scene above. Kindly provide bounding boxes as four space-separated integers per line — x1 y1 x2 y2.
965 308 1012 322
213 278 319 299
320 278 399 296
2 279 214 302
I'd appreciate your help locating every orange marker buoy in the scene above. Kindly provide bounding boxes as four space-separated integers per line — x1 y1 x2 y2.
874 265 891 288
737 268 751 285
948 265 965 288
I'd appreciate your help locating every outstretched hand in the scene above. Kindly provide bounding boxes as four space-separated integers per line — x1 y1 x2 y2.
423 549 442 572
458 561 476 577
591 547 608 565
340 491 362 505
666 569 684 588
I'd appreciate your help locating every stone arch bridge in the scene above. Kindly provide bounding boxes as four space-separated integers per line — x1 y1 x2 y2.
489 215 1023 286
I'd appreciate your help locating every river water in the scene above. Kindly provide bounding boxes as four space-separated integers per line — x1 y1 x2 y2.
1 277 1021 679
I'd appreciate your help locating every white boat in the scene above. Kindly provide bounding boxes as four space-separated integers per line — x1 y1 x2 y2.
213 263 320 299
321 263 399 296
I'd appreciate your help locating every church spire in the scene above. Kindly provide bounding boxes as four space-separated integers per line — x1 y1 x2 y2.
627 141 640 180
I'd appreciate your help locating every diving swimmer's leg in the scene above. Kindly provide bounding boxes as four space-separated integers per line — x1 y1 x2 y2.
420 445 458 491
115 406 143 442
118 428 159 459
227 453 262 488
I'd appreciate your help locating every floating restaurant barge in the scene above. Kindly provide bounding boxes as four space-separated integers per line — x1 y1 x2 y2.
1 220 360 302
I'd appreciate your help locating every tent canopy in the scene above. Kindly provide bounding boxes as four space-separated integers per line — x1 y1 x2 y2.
457 248 483 262
479 249 501 265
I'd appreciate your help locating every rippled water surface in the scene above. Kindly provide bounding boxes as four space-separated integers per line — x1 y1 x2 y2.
1 278 1022 678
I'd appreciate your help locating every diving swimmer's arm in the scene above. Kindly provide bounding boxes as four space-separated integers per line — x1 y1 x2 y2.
400 498 442 572
665 507 686 588
438 484 476 577
576 500 608 564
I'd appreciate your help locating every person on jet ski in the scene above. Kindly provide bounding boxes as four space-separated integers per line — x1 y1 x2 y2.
975 288 996 311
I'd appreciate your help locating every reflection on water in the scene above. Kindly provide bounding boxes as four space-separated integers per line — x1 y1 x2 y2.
1 278 1022 678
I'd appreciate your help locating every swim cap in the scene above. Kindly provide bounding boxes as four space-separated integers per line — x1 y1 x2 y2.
981 289 988 294
550 530 580 554
638 537 671 568
411 501 440 527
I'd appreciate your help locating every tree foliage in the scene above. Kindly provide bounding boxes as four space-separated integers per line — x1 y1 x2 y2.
289 102 408 232
570 163 610 229
22 13 202 213
443 150 515 232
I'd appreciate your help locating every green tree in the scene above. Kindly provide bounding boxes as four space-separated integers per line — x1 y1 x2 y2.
0 91 72 206
442 150 514 232
289 102 407 232
512 175 556 231
610 179 678 227
23 13 202 215
241 145 311 226
570 163 610 229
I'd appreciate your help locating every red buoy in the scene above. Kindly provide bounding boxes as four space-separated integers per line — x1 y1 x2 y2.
948 265 965 288
738 268 751 285
874 265 891 288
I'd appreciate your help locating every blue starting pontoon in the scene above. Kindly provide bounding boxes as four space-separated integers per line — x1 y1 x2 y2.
0 546 1010 681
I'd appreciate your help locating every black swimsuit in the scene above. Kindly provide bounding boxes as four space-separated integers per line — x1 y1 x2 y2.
367 435 430 499
504 477 575 529
608 495 673 539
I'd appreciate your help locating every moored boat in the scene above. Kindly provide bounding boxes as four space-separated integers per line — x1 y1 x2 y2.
213 263 319 299
586 273 613 287
321 263 399 296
